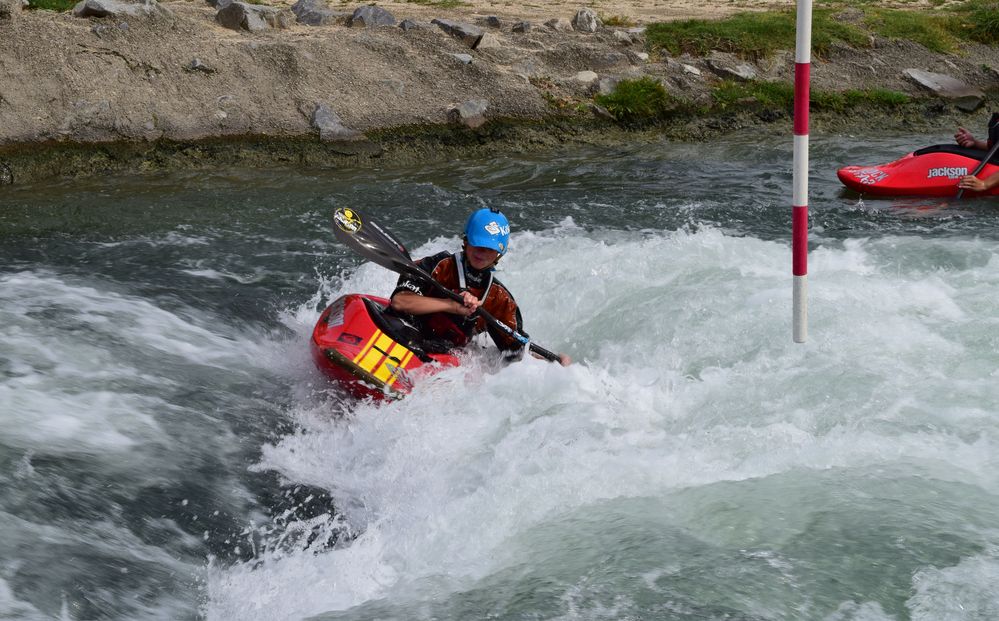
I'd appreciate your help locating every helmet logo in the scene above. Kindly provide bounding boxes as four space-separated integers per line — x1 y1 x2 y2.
484 221 510 236
334 208 362 234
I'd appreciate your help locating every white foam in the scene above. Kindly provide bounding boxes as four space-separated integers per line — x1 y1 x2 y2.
207 226 999 619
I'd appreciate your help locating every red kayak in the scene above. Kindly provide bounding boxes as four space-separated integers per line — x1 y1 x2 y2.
837 144 999 197
311 294 460 400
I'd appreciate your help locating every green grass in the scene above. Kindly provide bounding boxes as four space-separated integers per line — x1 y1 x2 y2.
710 80 911 112
26 0 77 11
646 2 999 58
865 9 961 52
646 9 868 59
594 77 676 124
962 0 999 43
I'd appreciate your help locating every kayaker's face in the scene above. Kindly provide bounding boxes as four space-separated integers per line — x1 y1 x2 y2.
466 245 500 270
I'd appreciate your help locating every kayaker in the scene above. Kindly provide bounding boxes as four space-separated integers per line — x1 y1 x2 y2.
953 112 999 150
956 112 999 193
389 208 572 366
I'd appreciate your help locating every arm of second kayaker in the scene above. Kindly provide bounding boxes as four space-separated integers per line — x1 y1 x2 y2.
958 170 999 193
390 290 480 316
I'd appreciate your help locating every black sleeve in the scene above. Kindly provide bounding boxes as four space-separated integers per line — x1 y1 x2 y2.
390 254 442 298
486 305 527 361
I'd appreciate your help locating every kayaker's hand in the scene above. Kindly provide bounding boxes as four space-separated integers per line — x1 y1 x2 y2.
955 127 976 148
452 291 481 316
558 353 572 366
958 175 985 192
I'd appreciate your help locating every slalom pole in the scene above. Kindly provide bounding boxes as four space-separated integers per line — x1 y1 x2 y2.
792 0 812 343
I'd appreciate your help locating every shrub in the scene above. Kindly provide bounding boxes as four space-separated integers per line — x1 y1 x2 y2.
594 77 675 124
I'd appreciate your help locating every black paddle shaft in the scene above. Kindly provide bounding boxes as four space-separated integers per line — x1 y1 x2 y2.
331 207 562 363
957 139 999 199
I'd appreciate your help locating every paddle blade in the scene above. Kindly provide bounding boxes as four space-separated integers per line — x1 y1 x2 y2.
332 207 419 277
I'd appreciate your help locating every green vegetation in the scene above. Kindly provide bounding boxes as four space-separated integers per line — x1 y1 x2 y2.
593 77 676 124
963 0 999 43
25 0 77 11
646 1 999 58
592 78 912 127
711 80 910 112
645 10 867 59
864 8 960 52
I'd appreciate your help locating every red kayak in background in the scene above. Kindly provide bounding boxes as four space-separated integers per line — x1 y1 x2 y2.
311 294 460 400
837 144 999 197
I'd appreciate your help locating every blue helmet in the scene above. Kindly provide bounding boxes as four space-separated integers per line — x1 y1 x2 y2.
464 208 511 255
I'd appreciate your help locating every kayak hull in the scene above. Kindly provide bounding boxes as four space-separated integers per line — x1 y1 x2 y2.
837 144 999 197
310 294 459 400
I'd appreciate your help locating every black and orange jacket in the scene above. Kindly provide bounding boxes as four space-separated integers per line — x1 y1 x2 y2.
391 251 526 355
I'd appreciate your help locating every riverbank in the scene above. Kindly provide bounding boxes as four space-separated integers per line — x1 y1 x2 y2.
1 0 997 184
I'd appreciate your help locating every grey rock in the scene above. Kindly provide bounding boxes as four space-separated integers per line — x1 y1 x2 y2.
904 68 985 112
572 8 600 33
451 53 473 65
589 102 614 121
706 55 757 81
448 99 488 129
73 0 171 19
310 103 381 155
545 17 571 32
186 58 215 74
291 0 347 26
511 20 531 33
312 103 360 141
612 30 632 44
477 15 501 28
431 18 483 49
475 32 502 50
216 2 288 32
575 70 598 84
398 18 418 31
350 4 395 28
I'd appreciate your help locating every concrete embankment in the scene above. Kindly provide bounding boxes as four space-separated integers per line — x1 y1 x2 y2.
1 0 997 184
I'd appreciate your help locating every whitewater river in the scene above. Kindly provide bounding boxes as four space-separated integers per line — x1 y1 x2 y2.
3 129 999 621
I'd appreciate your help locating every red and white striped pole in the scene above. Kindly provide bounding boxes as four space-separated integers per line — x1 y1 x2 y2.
792 0 812 343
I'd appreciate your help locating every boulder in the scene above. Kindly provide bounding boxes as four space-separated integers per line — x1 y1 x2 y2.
216 2 288 32
431 18 483 49
398 19 418 31
450 53 473 65
448 99 488 129
903 68 985 112
475 32 502 50
72 0 171 19
612 30 632 45
572 8 600 33
706 54 757 81
476 15 501 28
575 70 598 85
350 5 395 27
511 20 531 33
291 0 348 26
